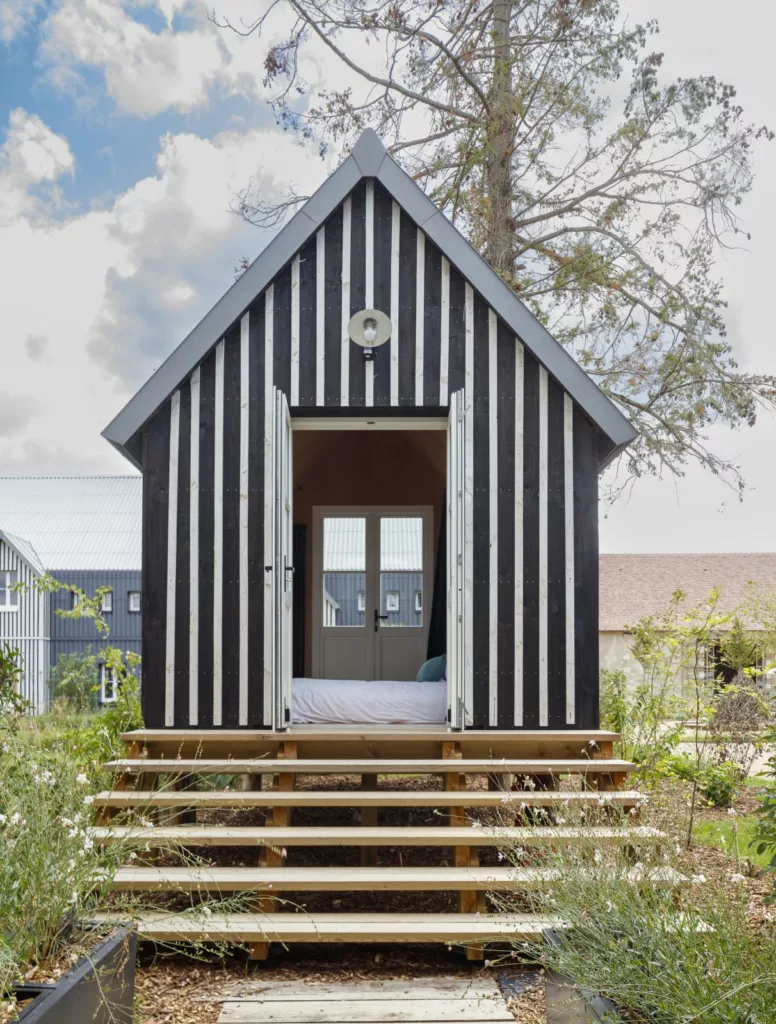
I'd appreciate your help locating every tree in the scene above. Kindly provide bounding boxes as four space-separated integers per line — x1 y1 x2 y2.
218 0 774 489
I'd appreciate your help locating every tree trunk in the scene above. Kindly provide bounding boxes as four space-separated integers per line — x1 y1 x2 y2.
484 0 515 281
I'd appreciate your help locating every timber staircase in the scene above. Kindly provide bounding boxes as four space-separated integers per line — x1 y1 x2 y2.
93 728 663 959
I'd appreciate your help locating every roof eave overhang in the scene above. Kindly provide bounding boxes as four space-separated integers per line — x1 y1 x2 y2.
103 129 638 470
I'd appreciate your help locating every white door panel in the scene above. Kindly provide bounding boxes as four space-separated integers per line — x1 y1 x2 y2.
273 388 293 729
447 390 468 729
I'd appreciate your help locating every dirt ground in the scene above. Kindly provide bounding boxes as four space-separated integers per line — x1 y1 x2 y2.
130 774 774 1023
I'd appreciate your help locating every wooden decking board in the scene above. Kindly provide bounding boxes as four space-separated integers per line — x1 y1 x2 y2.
94 824 661 847
95 789 642 808
111 864 682 892
210 979 501 1000
122 728 620 743
91 911 558 942
219 999 513 1023
104 757 634 775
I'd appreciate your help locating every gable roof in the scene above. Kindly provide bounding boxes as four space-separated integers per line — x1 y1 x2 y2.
0 476 142 571
103 129 637 470
0 530 46 576
599 553 776 631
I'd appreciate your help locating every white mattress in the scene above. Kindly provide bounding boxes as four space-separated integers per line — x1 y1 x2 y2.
292 677 447 725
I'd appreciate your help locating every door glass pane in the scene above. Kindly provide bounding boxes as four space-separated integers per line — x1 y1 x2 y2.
323 517 366 627
379 517 423 627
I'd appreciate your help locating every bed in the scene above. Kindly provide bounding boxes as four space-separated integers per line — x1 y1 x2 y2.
292 677 447 725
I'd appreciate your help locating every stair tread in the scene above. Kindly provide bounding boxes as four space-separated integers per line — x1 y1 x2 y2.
95 789 642 807
104 757 635 774
94 824 661 845
122 729 621 742
111 864 682 890
91 911 560 941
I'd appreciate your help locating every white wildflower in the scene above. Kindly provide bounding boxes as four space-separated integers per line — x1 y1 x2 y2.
0 814 6 825
691 874 707 884
76 773 88 785
605 900 615 913
202 906 212 917
70 891 79 905
82 836 94 853
730 873 746 883
593 849 603 864
128 852 138 861
470 820 482 829
497 851 504 861
727 807 737 816
83 795 95 806
9 812 22 827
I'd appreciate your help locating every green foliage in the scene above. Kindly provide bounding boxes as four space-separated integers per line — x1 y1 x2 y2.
754 729 776 883
0 705 132 1002
0 643 30 721
599 668 685 779
506 847 776 1023
48 647 99 713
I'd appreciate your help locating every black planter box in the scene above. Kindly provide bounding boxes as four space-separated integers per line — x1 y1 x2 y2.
544 929 623 1024
13 927 136 1024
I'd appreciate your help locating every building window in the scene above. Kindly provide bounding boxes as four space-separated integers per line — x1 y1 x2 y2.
101 591 113 613
128 591 141 613
386 591 400 613
415 590 423 613
100 664 117 703
357 590 365 613
71 591 81 609
0 571 18 611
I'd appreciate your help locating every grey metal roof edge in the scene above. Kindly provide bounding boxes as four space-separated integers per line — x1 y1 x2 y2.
0 530 45 576
102 152 363 455
103 127 637 464
376 157 638 453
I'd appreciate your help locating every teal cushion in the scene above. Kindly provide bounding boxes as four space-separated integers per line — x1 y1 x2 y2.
416 654 446 682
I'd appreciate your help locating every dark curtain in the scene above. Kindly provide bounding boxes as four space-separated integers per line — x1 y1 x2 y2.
293 524 306 677
426 492 446 659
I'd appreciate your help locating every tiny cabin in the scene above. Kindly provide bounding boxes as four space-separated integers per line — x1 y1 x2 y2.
103 130 636 733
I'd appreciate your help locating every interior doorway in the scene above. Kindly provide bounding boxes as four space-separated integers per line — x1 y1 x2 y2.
292 428 447 682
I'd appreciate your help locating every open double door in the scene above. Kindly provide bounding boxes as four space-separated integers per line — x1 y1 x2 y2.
265 387 471 731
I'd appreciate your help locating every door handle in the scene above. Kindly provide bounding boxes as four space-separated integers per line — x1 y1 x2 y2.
374 609 389 632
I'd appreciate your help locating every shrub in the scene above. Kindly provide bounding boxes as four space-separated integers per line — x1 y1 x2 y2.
48 647 100 713
754 729 776 883
501 845 776 1023
0 706 132 1003
599 668 686 779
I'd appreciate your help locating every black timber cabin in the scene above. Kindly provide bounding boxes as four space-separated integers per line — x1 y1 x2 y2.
103 129 637 733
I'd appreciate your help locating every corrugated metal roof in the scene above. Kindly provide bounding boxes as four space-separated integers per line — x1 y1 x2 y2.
0 530 46 575
323 517 423 572
0 477 142 571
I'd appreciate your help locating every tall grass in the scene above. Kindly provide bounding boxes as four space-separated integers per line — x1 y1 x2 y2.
495 839 776 1024
0 712 133 1001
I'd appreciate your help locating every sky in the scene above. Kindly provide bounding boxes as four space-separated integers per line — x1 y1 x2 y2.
0 0 774 553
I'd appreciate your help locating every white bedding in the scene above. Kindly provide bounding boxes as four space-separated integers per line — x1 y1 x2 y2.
292 677 447 724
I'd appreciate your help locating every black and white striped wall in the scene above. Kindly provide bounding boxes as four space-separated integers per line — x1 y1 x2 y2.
137 178 600 730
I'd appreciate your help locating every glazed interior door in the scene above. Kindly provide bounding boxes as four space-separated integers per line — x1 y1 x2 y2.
315 508 432 681
373 512 431 681
447 390 467 729
273 389 293 729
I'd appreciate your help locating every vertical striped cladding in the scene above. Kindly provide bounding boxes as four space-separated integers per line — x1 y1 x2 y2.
0 541 49 711
136 177 600 729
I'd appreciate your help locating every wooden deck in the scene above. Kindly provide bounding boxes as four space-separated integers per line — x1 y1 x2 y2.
99 727 656 960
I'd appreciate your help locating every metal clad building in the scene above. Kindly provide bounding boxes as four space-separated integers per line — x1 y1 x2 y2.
0 477 142 708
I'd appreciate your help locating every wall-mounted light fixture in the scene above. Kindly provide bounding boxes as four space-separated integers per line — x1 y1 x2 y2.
348 308 392 361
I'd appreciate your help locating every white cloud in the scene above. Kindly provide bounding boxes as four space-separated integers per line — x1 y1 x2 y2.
40 0 228 117
0 109 75 223
0 112 327 473
0 0 45 42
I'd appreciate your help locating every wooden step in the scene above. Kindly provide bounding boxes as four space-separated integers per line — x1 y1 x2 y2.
120 728 621 761
105 757 634 776
93 824 661 847
110 864 682 892
91 911 558 943
95 788 643 809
